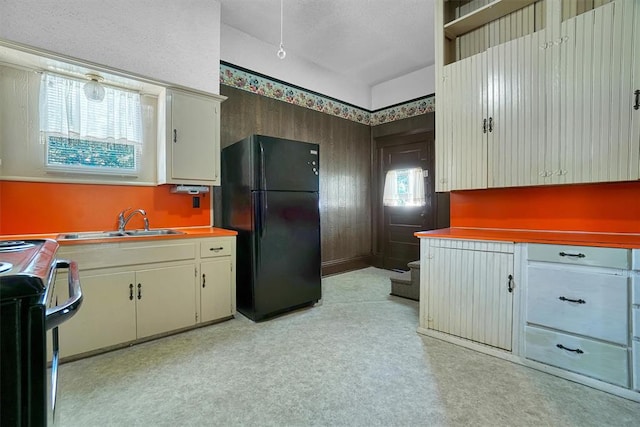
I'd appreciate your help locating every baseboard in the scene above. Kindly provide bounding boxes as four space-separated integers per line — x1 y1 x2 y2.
322 256 372 276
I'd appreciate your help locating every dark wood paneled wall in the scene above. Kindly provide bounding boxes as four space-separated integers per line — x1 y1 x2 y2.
220 86 372 274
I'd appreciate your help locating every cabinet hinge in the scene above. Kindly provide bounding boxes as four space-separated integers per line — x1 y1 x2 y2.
195 267 198 277
195 312 198 322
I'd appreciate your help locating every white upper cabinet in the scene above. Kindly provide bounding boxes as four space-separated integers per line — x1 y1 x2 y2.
158 88 225 186
435 0 640 191
558 1 639 184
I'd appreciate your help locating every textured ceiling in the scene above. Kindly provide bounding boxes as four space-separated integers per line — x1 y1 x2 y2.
219 0 435 87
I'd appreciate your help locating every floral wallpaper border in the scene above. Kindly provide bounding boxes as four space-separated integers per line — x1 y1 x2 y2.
220 62 435 126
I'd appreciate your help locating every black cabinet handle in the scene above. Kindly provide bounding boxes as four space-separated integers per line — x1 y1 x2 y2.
137 283 142 300
559 251 585 258
129 283 134 301
556 344 583 354
173 129 178 143
507 274 514 293
209 247 224 252
482 118 487 133
634 89 640 110
202 273 206 288
488 117 494 132
559 296 586 304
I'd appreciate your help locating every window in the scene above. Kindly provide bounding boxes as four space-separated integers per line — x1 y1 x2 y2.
40 73 143 175
383 168 425 207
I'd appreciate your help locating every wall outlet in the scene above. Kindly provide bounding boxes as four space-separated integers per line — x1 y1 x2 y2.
192 196 200 208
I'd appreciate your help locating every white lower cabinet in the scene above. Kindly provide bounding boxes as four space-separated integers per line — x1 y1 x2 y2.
421 238 515 351
197 237 236 323
525 244 633 390
418 238 640 401
55 236 235 359
56 271 137 358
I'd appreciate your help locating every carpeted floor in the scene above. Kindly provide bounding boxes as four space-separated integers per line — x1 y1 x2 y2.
55 267 640 426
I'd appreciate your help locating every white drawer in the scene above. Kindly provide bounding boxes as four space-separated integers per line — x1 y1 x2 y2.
528 244 630 269
525 326 629 387
633 309 639 339
634 340 640 391
527 265 628 344
200 238 233 258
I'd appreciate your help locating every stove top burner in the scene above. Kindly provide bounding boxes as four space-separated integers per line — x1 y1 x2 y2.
0 241 36 253
0 262 13 274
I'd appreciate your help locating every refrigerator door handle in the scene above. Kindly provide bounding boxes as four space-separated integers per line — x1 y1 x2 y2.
263 192 267 237
256 192 267 238
259 142 267 190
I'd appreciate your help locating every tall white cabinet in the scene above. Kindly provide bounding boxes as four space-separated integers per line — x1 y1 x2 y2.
435 0 640 191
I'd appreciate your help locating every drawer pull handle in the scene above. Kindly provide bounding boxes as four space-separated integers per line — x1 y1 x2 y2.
559 296 586 304
556 344 583 354
507 274 514 293
202 273 206 288
129 283 134 301
209 247 224 252
558 251 585 258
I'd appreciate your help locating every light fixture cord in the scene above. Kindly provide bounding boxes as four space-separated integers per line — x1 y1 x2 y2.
280 0 284 47
277 0 286 59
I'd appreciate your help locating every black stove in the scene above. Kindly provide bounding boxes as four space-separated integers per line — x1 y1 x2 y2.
1 239 83 426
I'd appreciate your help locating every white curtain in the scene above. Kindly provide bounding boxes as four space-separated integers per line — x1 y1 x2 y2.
40 73 142 144
383 168 426 207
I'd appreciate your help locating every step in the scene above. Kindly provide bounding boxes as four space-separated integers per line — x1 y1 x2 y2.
390 269 419 301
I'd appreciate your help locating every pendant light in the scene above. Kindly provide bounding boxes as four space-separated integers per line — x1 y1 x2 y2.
277 0 286 59
83 73 105 102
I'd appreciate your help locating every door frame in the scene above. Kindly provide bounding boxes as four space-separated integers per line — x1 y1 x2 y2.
371 121 436 269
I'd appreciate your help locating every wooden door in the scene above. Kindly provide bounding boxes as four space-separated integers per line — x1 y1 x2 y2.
378 132 435 271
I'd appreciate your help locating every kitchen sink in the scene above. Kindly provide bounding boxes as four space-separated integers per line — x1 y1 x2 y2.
124 229 185 236
57 229 184 240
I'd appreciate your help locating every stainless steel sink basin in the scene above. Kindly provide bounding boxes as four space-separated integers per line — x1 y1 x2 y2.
58 231 127 240
58 229 184 240
124 229 185 236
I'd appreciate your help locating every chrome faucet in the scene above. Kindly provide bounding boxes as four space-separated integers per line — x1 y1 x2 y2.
117 208 150 233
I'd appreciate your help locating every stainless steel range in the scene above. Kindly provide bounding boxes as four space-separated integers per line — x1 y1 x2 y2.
0 239 83 426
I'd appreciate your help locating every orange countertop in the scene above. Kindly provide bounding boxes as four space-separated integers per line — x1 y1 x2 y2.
0 226 237 246
415 228 640 249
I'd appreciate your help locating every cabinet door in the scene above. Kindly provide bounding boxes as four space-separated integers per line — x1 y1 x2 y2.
488 30 551 187
170 90 219 182
57 271 137 358
428 243 514 350
135 264 196 339
442 54 487 190
559 1 639 184
200 258 233 323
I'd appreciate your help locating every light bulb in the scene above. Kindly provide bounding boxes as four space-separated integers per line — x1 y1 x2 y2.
83 74 105 102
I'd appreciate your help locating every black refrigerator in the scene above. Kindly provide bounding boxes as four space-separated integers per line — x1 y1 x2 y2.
221 135 321 321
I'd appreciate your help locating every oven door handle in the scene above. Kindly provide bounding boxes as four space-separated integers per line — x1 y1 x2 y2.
46 260 83 330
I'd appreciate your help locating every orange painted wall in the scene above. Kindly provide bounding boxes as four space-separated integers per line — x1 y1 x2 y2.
450 181 640 233
0 180 211 235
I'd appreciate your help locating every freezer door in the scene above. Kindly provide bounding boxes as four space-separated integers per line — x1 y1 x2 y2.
257 136 319 192
252 190 321 319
